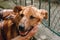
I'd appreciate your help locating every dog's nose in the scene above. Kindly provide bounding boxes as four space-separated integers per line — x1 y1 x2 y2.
19 25 25 31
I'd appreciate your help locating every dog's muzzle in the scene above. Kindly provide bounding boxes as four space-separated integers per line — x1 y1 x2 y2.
19 25 25 32
18 25 33 37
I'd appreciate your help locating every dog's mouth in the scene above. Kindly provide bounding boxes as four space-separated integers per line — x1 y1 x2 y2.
19 26 33 37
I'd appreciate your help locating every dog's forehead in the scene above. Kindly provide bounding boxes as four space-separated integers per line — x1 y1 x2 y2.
22 6 40 17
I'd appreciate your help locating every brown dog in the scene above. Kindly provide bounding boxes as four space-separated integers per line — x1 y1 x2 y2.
0 7 22 40
0 5 48 40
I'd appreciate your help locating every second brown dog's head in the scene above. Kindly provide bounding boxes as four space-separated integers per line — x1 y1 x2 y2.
13 5 48 36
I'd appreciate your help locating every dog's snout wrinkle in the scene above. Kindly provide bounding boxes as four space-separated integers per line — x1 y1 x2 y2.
21 17 27 25
22 17 27 21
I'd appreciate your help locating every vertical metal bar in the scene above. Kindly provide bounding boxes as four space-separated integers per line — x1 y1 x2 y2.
20 0 21 5
39 0 41 9
15 0 17 5
31 0 33 5
48 0 50 26
25 0 27 6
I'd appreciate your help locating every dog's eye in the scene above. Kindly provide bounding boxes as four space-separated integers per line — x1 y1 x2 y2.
20 14 24 17
30 16 35 19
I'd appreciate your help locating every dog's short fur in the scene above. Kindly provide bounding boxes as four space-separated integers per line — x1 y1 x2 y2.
0 5 48 40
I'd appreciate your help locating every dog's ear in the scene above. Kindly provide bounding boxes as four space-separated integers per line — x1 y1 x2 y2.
39 9 48 20
13 6 23 13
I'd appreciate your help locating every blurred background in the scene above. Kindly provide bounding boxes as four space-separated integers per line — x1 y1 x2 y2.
0 0 60 40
